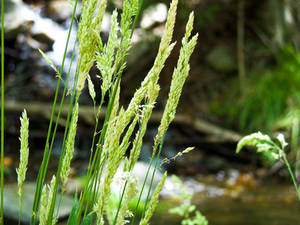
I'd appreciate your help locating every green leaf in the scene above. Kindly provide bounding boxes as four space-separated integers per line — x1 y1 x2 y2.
80 212 94 225
67 194 79 225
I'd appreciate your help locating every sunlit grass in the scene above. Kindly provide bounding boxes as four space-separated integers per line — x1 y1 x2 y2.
1 0 198 224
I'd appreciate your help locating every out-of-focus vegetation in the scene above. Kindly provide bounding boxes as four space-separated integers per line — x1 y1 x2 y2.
222 46 300 133
237 131 300 200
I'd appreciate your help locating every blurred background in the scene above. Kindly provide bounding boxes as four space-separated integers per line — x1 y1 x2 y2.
2 0 300 224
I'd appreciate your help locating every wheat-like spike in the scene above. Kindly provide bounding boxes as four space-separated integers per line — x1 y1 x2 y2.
97 9 120 96
16 110 29 206
61 103 79 189
77 0 108 94
155 12 198 154
38 185 48 225
46 176 57 225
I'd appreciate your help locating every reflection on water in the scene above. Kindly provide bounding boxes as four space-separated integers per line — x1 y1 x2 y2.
154 180 300 225
200 184 300 225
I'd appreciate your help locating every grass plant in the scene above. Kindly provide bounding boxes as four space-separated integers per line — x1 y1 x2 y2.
1 0 5 222
16 110 29 225
0 0 198 224
237 132 300 201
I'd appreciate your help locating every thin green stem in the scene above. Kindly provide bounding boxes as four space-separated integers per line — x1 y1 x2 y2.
282 153 300 201
0 0 5 222
79 97 105 218
87 95 104 172
130 158 153 225
49 39 80 224
109 1 147 223
113 106 149 225
30 1 78 224
77 77 121 223
142 137 165 219
18 193 23 225
131 0 143 38
130 134 165 225
77 1 144 219
112 180 128 225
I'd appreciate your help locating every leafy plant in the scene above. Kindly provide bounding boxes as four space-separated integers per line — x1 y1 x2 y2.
222 46 300 133
237 132 300 201
169 175 208 225
1 0 198 225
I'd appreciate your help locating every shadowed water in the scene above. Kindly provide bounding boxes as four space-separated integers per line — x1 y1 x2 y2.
154 182 300 225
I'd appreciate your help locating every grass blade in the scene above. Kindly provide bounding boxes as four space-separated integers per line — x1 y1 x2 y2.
80 213 94 225
0 0 5 222
67 194 79 225
30 1 79 224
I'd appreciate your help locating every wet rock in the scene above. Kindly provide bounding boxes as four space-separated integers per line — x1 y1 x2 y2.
205 45 236 72
2 0 35 39
46 0 76 22
30 13 66 47
3 182 74 224
140 3 168 29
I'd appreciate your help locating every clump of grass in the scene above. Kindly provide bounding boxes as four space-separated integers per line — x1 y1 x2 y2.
0 0 198 224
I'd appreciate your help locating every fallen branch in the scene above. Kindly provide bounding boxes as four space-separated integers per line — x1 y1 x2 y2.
4 100 241 143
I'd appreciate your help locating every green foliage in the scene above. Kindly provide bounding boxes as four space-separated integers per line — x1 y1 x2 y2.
237 132 300 201
169 175 208 225
1 0 198 224
225 46 300 133
66 195 79 225
236 132 285 160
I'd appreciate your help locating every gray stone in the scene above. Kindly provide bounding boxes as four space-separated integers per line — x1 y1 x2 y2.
47 0 75 22
2 0 35 39
4 183 74 224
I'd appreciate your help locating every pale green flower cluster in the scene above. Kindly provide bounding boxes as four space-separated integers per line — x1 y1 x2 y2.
39 185 48 225
77 0 108 94
16 110 29 201
14 0 198 224
87 0 198 223
114 172 139 225
237 133 300 201
91 1 188 223
236 131 286 160
39 176 57 225
61 103 79 188
155 12 198 153
16 110 29 223
127 83 160 171
96 10 119 97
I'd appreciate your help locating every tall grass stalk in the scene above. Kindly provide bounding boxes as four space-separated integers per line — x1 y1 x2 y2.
17 110 29 225
76 1 142 221
30 1 79 224
141 11 198 221
1 0 197 224
0 0 5 222
46 39 80 225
